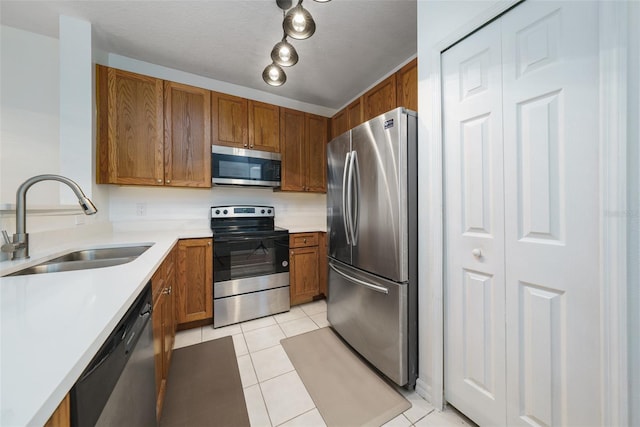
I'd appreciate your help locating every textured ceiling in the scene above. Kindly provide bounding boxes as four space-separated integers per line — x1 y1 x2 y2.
0 0 417 111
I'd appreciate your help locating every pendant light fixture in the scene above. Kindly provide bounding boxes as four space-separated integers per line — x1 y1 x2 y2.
262 62 287 86
283 0 315 40
262 0 330 87
271 35 298 67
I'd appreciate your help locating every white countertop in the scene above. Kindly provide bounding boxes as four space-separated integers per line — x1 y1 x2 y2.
0 228 211 426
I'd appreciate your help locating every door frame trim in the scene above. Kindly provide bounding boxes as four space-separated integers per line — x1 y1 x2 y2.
416 1 630 424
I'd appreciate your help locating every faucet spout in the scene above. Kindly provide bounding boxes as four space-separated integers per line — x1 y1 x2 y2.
3 174 98 260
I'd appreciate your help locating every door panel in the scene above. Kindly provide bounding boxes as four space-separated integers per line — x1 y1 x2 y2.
443 20 506 427
502 2 600 425
327 259 408 386
327 132 351 264
351 108 408 282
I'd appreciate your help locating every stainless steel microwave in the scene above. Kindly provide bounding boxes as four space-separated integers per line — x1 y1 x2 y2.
211 146 281 187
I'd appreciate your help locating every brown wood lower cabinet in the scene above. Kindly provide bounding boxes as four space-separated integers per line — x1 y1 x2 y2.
152 244 177 421
289 232 327 305
176 238 213 326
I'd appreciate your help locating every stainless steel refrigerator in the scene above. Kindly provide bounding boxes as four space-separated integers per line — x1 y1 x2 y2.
327 107 418 387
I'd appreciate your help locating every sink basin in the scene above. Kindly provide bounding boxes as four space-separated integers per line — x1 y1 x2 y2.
4 245 152 277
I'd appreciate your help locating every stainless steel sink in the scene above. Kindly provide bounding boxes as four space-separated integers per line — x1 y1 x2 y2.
4 245 152 277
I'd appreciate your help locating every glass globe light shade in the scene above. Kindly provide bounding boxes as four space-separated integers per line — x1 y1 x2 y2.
283 1 315 40
271 39 298 67
262 63 286 86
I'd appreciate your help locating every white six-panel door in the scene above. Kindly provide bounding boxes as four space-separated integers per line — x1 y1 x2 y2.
442 19 507 427
443 1 601 425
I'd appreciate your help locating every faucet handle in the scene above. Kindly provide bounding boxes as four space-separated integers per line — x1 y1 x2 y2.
1 230 15 253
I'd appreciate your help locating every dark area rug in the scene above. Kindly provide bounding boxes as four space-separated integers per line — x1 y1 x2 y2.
160 336 250 427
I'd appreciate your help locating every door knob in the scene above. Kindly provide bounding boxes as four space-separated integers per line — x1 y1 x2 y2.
472 248 482 258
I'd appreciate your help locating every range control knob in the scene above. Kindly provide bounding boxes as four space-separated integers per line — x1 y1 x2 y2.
261 209 265 214
267 209 272 214
215 209 220 215
223 209 228 215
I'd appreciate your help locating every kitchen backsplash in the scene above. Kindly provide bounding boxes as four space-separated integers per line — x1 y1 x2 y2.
108 185 327 232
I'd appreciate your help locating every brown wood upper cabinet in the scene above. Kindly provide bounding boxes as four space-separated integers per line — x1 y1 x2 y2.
97 65 164 186
331 98 363 140
363 74 397 122
280 108 327 193
97 66 211 187
330 58 417 139
211 91 248 148
249 100 280 152
176 238 213 325
163 81 211 187
396 58 418 112
211 95 280 153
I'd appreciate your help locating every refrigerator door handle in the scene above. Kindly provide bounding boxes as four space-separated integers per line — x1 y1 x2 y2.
346 150 357 245
351 150 360 245
342 151 352 245
329 262 389 294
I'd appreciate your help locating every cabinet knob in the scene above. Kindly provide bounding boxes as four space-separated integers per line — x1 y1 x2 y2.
472 248 482 258
157 179 163 184
208 241 212 246
244 143 248 147
303 238 307 243
166 179 171 184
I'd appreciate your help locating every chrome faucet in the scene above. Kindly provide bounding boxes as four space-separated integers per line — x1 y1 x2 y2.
1 174 98 260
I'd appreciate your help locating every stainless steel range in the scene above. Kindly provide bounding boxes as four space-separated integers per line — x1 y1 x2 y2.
211 205 290 328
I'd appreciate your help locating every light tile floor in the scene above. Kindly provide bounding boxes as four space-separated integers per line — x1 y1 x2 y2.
173 299 474 427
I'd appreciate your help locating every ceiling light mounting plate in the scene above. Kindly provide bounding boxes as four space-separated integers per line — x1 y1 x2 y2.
276 0 293 10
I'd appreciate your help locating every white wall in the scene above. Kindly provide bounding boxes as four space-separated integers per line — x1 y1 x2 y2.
0 26 60 207
628 2 640 424
0 24 109 254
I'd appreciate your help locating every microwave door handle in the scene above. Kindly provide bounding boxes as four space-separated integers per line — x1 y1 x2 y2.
350 150 360 245
342 151 352 245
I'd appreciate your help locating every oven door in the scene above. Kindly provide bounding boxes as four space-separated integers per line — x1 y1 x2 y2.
213 232 289 284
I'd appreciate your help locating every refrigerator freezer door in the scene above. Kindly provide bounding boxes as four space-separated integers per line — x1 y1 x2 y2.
327 132 352 265
327 259 408 386
350 108 409 282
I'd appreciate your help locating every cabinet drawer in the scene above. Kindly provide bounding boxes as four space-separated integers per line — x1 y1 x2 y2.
290 233 319 248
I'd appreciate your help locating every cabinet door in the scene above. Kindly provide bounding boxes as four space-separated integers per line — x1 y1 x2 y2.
331 108 348 140
396 58 418 112
176 238 213 324
248 100 280 152
347 98 364 129
211 91 248 148
97 66 164 185
151 270 165 415
163 247 176 368
164 82 211 188
363 74 397 122
305 114 328 193
318 232 328 297
280 108 306 191
290 246 320 306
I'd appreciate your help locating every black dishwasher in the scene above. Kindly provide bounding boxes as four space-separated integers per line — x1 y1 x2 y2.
70 282 156 426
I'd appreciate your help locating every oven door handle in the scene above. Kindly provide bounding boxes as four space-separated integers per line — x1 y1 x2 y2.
214 235 283 243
